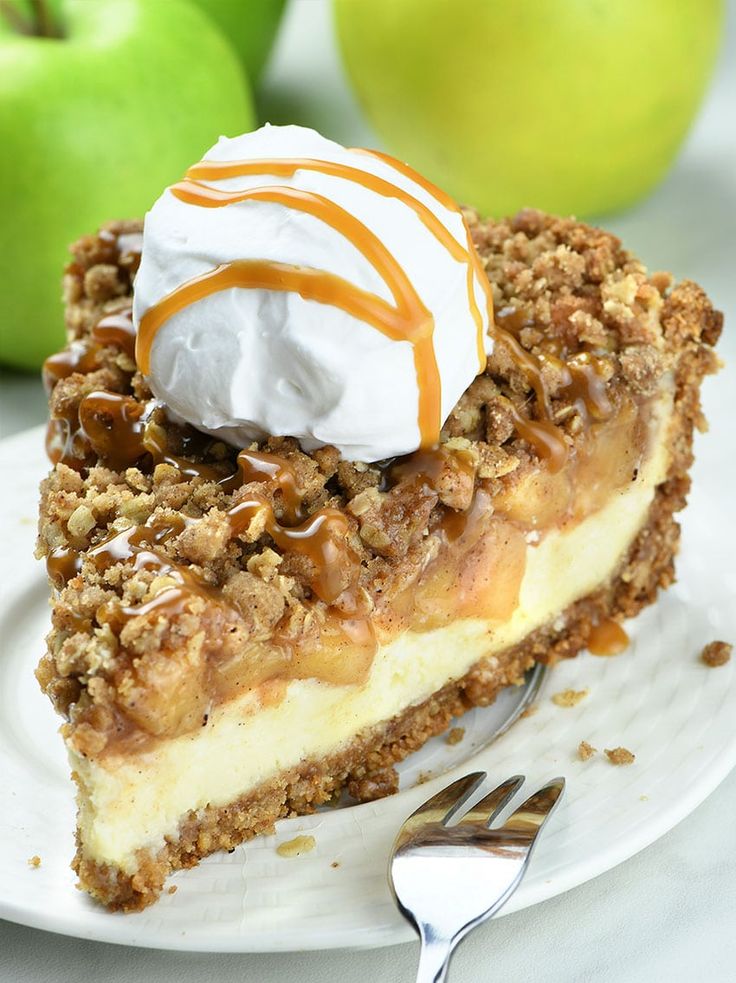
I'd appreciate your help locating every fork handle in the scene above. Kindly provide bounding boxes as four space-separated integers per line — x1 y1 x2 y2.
415 933 455 983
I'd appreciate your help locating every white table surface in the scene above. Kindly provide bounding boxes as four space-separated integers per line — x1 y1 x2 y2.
1 1 735 980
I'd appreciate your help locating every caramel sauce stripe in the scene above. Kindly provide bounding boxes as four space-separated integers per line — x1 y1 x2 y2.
355 148 492 370
48 446 365 642
185 155 488 373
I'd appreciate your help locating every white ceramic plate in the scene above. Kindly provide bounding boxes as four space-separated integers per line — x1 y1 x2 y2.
1 424 734 952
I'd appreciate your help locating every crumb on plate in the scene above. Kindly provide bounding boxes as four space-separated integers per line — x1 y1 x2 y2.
701 640 732 667
446 727 465 745
27 855 41 868
605 747 635 765
552 688 589 707
276 835 316 858
577 740 597 761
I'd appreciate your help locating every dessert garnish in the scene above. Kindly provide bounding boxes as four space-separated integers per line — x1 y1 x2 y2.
133 124 494 462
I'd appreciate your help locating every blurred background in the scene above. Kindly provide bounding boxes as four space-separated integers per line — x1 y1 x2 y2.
0 0 732 423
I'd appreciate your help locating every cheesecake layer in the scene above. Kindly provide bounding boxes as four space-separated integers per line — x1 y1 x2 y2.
74 397 670 872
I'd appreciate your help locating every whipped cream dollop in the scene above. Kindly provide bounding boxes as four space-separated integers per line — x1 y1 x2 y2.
133 124 493 462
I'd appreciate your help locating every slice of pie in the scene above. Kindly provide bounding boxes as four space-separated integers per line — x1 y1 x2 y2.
36 201 721 911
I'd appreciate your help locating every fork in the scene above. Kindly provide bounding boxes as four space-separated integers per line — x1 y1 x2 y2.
389 772 565 983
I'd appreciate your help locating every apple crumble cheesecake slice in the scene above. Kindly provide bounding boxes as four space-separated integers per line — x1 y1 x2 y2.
36 204 720 910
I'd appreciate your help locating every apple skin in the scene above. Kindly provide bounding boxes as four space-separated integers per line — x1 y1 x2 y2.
0 0 254 370
334 0 723 219
189 0 286 82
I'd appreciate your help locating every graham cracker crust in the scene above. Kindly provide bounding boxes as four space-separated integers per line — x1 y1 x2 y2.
73 315 710 910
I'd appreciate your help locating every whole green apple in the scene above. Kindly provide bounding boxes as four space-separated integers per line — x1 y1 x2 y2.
189 0 286 82
334 0 723 219
0 0 254 370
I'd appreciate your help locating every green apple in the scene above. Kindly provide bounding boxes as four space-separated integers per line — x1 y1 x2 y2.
334 0 723 219
0 0 254 370
189 0 286 82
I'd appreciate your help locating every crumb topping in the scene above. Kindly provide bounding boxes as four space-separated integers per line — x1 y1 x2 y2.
36 211 723 754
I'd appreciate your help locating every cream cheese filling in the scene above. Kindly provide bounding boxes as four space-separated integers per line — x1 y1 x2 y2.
73 394 673 871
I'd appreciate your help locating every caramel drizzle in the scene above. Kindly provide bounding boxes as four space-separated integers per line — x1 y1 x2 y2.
137 184 441 447
43 305 135 395
49 444 364 629
44 305 234 479
136 151 500 449
227 452 362 613
356 148 495 360
42 523 181 601
46 546 83 590
75 392 225 482
46 359 314 499
91 307 136 359
43 342 99 394
228 497 357 608
87 520 218 632
361 155 568 467
505 401 569 472
364 159 614 472
182 155 489 372
76 391 149 472
223 448 303 519
387 442 476 491
492 306 614 469
135 150 585 468
588 618 629 656
44 304 140 469
561 356 613 423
